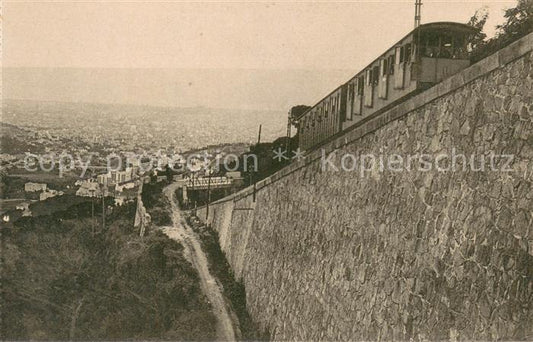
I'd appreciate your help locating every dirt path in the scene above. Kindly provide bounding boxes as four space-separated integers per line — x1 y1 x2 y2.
162 183 237 341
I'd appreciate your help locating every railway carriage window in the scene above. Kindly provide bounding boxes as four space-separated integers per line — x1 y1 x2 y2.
358 76 364 95
332 97 336 113
440 35 453 58
399 46 405 63
372 66 379 85
405 44 412 62
388 55 395 74
425 32 439 57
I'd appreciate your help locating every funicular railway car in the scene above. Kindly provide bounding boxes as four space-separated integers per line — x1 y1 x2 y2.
298 86 346 151
297 22 478 151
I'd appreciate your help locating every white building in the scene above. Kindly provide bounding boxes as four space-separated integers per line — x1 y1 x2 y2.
40 189 63 201
76 180 102 197
115 180 136 193
97 167 135 186
25 182 47 192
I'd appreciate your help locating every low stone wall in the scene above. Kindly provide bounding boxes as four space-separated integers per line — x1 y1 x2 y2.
198 33 533 341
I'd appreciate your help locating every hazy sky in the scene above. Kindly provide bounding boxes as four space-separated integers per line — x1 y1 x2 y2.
3 0 517 109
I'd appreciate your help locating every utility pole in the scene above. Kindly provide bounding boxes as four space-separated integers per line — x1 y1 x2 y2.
256 124 262 149
286 110 292 154
205 168 212 221
91 197 95 236
414 0 423 70
102 195 105 231
414 0 422 29
101 184 105 231
253 124 261 202
190 172 195 210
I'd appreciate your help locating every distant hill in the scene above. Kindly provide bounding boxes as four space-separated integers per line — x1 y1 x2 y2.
0 121 45 154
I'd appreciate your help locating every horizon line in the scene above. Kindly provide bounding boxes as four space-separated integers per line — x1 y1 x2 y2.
2 97 290 113
3 66 356 72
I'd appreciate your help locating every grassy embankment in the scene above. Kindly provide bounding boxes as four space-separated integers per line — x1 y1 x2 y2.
1 183 217 340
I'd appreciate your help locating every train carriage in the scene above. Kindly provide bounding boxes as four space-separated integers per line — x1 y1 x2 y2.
296 22 478 152
298 86 346 151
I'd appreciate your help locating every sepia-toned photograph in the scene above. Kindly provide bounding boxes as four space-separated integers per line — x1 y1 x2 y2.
1 0 532 340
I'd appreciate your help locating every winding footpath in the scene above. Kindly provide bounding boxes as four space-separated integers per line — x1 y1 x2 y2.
162 183 237 341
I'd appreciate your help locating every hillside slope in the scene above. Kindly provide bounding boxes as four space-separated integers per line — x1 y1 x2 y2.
1 200 217 340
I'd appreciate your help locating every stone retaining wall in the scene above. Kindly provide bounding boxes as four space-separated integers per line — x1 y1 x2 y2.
198 33 533 341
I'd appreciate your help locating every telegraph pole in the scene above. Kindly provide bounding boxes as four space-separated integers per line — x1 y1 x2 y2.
253 124 261 202
257 124 262 146
286 110 292 154
414 0 423 69
414 0 422 29
91 197 95 236
101 184 105 231
102 195 105 231
205 168 212 221
191 172 195 210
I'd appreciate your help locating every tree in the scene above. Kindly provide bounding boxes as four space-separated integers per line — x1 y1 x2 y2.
469 0 533 62
496 0 533 43
466 7 489 51
289 105 311 125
